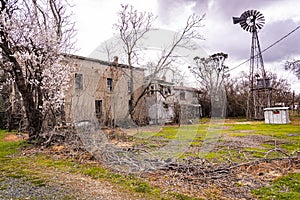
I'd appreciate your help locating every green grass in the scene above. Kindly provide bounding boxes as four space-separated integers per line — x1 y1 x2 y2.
1 118 299 199
252 173 300 199
225 123 300 137
0 130 23 158
132 119 300 160
0 130 201 200
223 123 300 154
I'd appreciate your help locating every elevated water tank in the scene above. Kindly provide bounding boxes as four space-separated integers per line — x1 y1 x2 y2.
256 78 271 90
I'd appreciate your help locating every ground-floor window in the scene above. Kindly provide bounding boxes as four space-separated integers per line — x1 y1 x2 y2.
95 100 103 117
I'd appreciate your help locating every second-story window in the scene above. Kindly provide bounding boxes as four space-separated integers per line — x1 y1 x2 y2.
75 73 83 90
180 91 185 100
107 78 113 92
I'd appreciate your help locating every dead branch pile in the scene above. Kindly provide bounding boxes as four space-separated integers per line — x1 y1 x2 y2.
35 126 91 161
21 122 299 199
145 156 300 199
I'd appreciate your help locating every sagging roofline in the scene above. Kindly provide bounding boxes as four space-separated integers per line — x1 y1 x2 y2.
63 54 145 71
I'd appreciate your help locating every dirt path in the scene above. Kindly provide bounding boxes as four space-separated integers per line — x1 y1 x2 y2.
1 162 145 200
1 134 145 200
41 169 144 200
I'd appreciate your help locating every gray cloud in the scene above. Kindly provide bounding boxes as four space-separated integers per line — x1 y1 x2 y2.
157 0 282 21
202 0 281 17
157 0 208 24
261 19 300 62
156 0 300 68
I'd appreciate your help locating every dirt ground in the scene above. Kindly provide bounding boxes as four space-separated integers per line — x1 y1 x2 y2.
1 134 146 200
2 122 299 200
3 133 29 142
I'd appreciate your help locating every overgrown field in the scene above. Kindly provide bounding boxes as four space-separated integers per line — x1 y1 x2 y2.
130 118 300 199
133 118 300 161
0 117 299 199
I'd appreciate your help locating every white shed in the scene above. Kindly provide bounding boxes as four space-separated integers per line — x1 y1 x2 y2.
264 107 290 124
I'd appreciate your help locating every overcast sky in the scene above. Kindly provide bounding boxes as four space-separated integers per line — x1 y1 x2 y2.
70 0 300 92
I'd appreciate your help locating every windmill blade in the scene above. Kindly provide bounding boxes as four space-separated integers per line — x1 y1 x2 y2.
256 23 263 30
241 23 248 31
249 10 254 18
253 10 259 17
241 10 251 19
249 26 254 32
256 13 264 19
246 25 252 32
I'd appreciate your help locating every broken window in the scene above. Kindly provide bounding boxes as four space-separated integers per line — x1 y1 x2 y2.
75 73 83 90
95 100 102 117
107 78 113 92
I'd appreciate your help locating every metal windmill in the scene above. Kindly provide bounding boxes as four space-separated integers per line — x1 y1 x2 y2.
233 10 271 120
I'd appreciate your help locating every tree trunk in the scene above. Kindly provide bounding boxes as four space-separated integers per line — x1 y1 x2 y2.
7 54 43 141
22 90 43 140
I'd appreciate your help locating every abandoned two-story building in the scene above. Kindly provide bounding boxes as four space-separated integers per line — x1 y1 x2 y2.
64 54 201 127
64 55 144 127
173 84 202 123
144 78 201 125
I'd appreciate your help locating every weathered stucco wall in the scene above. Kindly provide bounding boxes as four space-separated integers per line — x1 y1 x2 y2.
64 55 144 126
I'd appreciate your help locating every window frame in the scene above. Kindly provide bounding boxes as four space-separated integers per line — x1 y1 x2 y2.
180 91 186 100
95 100 103 117
75 73 83 90
107 78 113 92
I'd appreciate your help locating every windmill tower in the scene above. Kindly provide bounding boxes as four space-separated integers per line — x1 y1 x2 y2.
233 10 271 120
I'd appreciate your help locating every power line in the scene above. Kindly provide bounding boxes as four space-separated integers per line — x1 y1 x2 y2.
227 24 300 72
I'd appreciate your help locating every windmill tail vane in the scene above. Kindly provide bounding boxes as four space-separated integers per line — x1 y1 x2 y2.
232 17 244 24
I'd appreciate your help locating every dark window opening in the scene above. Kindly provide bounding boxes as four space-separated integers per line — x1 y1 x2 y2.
107 78 113 92
75 73 83 89
180 91 185 100
95 100 103 117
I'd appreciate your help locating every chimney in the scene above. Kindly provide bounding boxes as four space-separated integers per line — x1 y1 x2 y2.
113 56 118 64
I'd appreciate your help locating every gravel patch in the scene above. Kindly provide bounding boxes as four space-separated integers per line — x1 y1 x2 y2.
0 176 76 199
0 171 144 200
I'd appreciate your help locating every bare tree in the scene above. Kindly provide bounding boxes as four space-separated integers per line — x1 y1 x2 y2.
224 73 248 117
268 73 293 106
113 4 205 121
189 53 228 117
0 0 76 142
285 59 300 79
223 71 293 117
99 41 119 63
113 4 155 119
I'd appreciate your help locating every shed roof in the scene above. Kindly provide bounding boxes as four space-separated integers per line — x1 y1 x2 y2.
264 107 289 111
